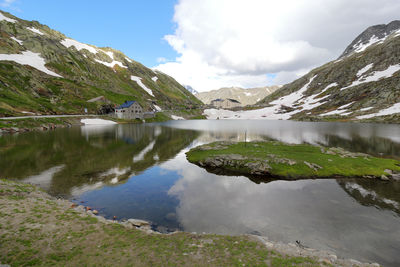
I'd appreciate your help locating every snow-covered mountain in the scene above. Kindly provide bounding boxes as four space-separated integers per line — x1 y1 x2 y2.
340 20 400 58
196 86 279 106
206 20 400 122
184 85 198 95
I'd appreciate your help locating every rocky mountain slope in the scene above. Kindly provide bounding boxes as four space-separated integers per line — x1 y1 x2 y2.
196 86 279 106
254 20 400 123
0 11 202 117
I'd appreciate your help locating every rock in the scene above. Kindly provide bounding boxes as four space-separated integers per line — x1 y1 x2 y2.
304 161 322 171
380 174 389 181
92 210 99 215
127 219 150 227
70 203 77 208
349 259 363 266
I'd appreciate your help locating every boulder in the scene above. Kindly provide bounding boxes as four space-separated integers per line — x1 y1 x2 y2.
127 219 150 227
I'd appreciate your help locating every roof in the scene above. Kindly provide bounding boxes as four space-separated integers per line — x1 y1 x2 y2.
116 101 137 109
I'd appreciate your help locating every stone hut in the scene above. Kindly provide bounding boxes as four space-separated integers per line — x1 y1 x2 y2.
115 101 143 119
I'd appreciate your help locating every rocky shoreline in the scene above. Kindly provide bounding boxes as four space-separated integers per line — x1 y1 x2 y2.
0 179 382 266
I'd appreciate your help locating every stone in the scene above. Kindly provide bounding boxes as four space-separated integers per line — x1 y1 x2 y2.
92 210 99 215
380 174 389 181
304 161 322 171
127 219 150 227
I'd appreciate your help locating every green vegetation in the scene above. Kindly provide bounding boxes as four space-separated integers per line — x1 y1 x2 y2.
144 112 171 123
0 11 202 117
0 117 79 129
186 141 400 179
0 179 320 266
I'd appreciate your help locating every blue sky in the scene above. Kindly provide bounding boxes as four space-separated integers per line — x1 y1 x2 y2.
1 0 178 67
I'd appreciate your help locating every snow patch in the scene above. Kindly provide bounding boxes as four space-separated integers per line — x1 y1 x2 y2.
171 115 185 120
95 59 127 69
125 57 132 63
103 51 114 59
152 76 158 82
153 104 162 111
60 38 98 54
319 102 355 117
0 51 62 77
0 13 16 23
133 141 156 162
360 107 373 112
80 118 117 125
341 64 400 90
131 76 154 97
10 36 23 45
357 63 374 77
354 35 384 53
27 27 44 35
357 103 400 119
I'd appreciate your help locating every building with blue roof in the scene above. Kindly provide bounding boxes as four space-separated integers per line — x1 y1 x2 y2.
115 100 144 119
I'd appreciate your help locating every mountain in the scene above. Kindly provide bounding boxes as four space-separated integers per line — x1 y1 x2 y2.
0 11 202 117
196 86 279 106
255 20 400 123
184 85 198 95
340 20 400 58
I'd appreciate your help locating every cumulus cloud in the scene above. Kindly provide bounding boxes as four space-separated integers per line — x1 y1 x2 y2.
155 0 400 92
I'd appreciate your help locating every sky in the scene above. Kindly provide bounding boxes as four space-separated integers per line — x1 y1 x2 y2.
2 0 400 92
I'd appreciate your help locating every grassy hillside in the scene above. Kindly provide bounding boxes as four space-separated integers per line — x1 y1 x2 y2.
0 11 202 117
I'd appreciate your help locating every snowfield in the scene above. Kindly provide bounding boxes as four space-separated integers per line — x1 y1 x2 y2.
0 13 16 23
353 35 383 54
10 37 23 45
27 27 44 35
131 76 155 97
95 59 127 69
80 119 117 125
0 51 62 77
357 103 400 119
171 115 185 120
153 104 162 111
60 38 98 54
341 64 400 90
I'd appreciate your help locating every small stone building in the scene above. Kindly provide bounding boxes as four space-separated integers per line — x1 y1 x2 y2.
210 98 241 109
115 101 143 119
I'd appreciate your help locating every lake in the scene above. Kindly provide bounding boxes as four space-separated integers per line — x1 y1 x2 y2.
1 120 399 266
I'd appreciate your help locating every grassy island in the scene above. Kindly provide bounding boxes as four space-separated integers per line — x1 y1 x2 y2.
186 141 400 180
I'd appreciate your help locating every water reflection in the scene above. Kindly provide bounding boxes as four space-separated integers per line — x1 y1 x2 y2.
0 124 199 197
1 120 400 266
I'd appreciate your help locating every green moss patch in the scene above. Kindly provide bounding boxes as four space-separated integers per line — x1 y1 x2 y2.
186 141 400 180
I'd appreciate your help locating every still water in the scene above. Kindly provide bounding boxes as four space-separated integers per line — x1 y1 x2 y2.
1 120 399 266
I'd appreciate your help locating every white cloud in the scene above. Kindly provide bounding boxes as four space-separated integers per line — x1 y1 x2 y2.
155 0 400 92
1 0 16 7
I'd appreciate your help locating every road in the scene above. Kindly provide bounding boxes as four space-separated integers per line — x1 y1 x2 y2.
0 114 99 120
